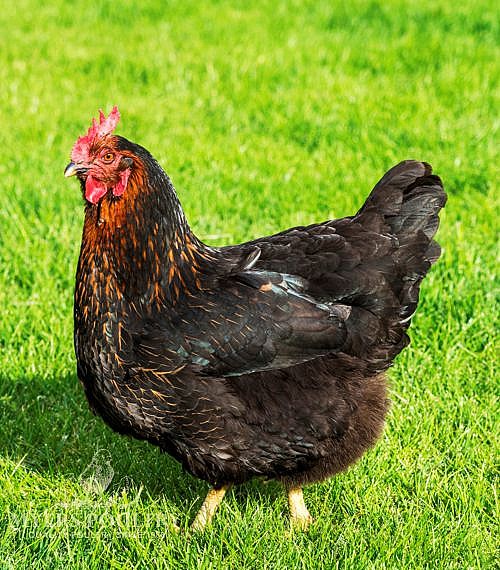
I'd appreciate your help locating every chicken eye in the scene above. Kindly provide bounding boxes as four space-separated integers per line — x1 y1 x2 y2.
102 152 115 163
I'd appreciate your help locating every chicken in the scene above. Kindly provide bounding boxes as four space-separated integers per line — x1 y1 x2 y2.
65 107 446 530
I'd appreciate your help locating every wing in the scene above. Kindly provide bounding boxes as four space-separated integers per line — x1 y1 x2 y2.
130 268 352 378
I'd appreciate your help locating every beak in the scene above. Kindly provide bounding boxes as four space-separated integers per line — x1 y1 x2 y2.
64 162 89 178
64 162 78 177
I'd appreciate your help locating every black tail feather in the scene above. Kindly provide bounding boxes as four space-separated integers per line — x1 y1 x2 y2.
352 160 446 367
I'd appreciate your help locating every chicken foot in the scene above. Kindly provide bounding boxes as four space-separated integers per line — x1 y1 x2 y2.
191 485 230 531
288 486 313 530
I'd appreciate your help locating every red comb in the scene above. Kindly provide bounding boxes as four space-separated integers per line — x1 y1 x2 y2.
71 106 120 163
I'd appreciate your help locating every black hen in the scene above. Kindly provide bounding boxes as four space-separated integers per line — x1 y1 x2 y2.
66 108 446 529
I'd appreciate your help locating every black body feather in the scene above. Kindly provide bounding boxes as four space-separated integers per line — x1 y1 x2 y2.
74 141 446 488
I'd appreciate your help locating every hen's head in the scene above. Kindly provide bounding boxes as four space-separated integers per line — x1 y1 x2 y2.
65 106 135 204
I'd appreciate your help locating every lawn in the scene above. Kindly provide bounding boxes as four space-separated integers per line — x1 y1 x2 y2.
0 0 498 568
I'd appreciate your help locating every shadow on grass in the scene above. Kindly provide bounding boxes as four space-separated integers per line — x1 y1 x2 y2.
1 373 198 505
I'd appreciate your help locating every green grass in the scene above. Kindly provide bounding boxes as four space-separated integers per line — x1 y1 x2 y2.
0 0 498 568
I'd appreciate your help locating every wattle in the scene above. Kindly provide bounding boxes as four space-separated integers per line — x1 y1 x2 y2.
85 175 108 204
84 169 131 204
113 168 130 197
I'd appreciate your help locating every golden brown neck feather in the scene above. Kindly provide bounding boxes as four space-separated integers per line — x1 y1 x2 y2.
77 152 216 310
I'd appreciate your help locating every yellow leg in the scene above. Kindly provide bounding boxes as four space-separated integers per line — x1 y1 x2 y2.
191 485 229 531
288 486 313 530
